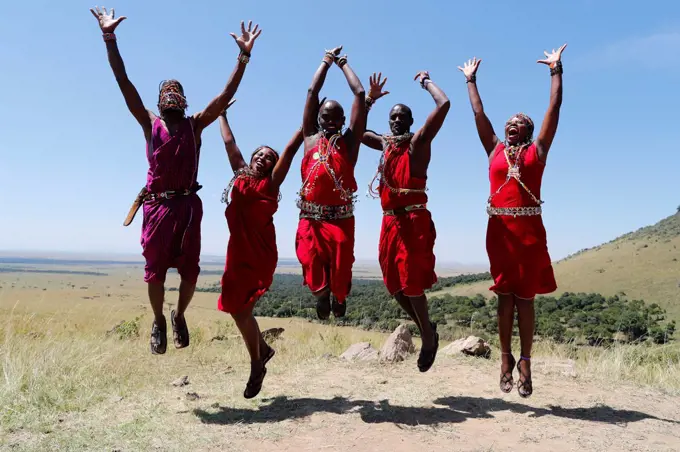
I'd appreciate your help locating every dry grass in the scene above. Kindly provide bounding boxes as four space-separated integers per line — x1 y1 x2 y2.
2 303 680 450
1 261 680 451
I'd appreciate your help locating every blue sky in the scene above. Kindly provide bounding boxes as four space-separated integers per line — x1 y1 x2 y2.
1 0 679 266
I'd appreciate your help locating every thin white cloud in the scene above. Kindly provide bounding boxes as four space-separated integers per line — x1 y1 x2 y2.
580 31 680 69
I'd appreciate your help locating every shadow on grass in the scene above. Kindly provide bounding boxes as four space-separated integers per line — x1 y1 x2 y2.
193 395 679 426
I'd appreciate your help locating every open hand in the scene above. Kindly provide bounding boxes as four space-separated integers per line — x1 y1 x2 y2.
413 70 430 85
90 6 126 33
368 73 389 100
230 20 262 54
537 44 567 67
458 57 481 80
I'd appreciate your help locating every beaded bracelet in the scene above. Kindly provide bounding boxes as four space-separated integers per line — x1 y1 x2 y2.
103 33 116 42
337 56 348 68
365 96 375 111
420 77 431 89
466 75 477 84
237 51 250 64
550 60 563 76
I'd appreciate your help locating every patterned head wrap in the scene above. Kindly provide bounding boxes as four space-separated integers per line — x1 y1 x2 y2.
505 113 534 144
158 79 188 113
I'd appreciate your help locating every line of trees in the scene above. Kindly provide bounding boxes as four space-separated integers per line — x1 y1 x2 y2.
196 273 675 345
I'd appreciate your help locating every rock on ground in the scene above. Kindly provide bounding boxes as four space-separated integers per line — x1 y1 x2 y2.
340 342 379 361
441 336 491 358
262 327 285 342
380 324 416 363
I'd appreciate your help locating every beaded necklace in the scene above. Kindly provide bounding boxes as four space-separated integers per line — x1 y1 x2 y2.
368 133 428 199
299 133 356 203
221 167 280 206
487 141 543 207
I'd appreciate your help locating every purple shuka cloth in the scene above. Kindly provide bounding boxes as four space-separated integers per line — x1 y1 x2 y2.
141 117 202 284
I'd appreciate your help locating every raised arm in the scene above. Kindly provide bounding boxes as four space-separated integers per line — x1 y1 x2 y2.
535 44 566 162
302 48 340 138
362 72 390 151
271 128 304 189
218 100 246 173
273 97 325 187
90 7 152 135
193 21 262 133
458 58 500 156
413 71 451 144
336 54 367 160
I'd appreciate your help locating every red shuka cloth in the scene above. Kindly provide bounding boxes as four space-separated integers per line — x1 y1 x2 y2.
141 117 202 285
218 174 279 314
486 142 557 299
377 140 436 296
295 136 357 303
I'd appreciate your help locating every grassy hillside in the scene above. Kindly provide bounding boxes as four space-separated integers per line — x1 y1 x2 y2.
430 211 680 321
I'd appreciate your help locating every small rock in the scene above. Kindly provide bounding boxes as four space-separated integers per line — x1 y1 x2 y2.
378 380 388 385
185 392 200 401
379 324 416 363
340 342 379 361
108 395 124 403
262 327 285 342
441 336 491 358
172 376 189 387
211 402 220 408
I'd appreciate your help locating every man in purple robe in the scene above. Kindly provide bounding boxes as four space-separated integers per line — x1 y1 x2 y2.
91 6 262 354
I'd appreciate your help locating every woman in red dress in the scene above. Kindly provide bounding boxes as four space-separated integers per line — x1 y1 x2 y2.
217 100 306 399
459 44 566 397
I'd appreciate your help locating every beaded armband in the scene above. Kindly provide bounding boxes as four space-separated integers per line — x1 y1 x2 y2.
420 77 431 89
336 56 348 68
103 33 116 42
365 96 375 111
550 60 563 76
466 75 476 84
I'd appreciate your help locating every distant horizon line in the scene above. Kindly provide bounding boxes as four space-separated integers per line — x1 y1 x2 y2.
0 250 489 268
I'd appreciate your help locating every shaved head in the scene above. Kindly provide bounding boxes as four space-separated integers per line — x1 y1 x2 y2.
389 103 414 135
390 103 412 119
318 99 345 134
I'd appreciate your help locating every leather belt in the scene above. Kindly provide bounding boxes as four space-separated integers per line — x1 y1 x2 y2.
383 203 427 216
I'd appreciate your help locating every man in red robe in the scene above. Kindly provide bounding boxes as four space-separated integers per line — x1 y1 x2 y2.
91 6 261 354
296 47 367 319
362 71 450 372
